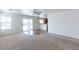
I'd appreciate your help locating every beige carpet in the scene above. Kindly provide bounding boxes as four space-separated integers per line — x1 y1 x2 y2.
0 32 79 50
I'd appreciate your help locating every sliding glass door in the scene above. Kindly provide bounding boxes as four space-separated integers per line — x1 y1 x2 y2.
23 18 33 32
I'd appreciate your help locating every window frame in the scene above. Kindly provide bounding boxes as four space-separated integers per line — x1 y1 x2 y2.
0 16 12 30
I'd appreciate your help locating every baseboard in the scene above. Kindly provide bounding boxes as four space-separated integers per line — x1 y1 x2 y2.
48 32 79 40
47 32 79 44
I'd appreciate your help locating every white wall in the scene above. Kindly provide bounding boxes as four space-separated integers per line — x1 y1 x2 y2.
48 10 79 39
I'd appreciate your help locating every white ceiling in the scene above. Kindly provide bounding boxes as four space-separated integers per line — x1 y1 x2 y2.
47 9 73 13
0 9 48 18
0 9 73 18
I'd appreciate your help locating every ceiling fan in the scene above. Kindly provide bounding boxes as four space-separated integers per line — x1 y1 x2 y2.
33 9 42 16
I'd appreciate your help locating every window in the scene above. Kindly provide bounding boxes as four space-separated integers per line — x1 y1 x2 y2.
40 19 44 24
0 16 12 30
23 18 33 31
